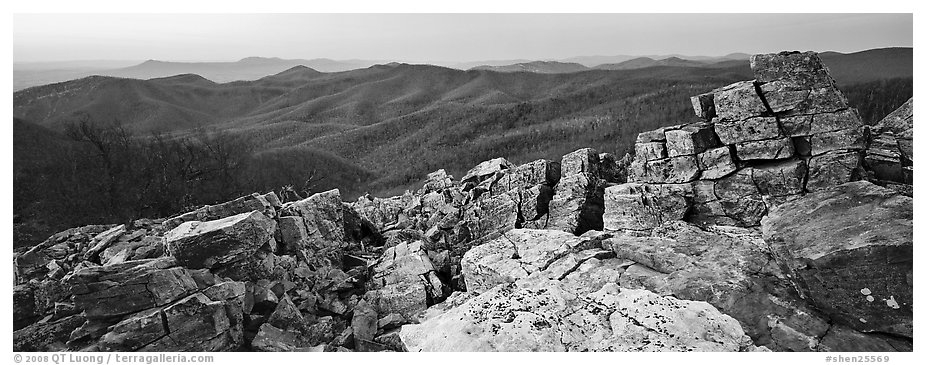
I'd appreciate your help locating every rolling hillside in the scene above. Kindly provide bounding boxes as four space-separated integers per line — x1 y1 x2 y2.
13 47 913 246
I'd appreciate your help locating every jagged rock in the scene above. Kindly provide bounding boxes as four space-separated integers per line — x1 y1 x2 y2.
690 92 716 119
83 225 126 261
817 325 906 352
696 146 737 179
13 314 86 351
53 301 79 320
811 127 866 156
66 257 200 319
419 169 455 194
751 52 835 88
603 222 863 351
162 192 278 231
810 108 863 134
631 155 700 184
515 184 554 222
15 225 113 284
375 330 407 352
14 284 40 330
735 137 795 161
267 295 303 329
714 117 780 145
368 240 446 319
352 194 410 230
559 147 600 177
329 327 354 350
99 234 163 266
600 153 630 183
250 281 280 314
762 181 912 338
867 99 913 185
352 299 378 351
461 229 601 293
461 157 512 185
547 150 607 234
164 211 276 270
251 324 315 352
636 127 667 143
276 216 307 254
780 115 813 136
213 250 296 282
713 80 768 121
547 174 605 234
713 168 767 227
280 189 346 249
634 141 667 162
462 191 519 243
665 122 719 157
602 183 690 231
377 313 406 331
492 159 560 193
759 81 848 116
98 292 244 351
752 159 807 197
874 98 913 138
400 280 753 351
806 151 863 192
866 132 906 183
364 281 427 323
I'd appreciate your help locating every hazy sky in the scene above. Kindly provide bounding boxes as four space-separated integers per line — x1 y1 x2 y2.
13 13 913 63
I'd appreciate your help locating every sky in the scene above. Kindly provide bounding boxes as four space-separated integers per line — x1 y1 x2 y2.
13 13 914 63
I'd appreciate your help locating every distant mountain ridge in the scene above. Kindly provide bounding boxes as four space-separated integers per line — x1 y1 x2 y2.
13 48 909 91
13 57 382 91
104 57 380 82
594 56 713 70
469 61 590 74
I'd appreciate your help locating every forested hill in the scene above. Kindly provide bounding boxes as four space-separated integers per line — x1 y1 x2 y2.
13 48 913 247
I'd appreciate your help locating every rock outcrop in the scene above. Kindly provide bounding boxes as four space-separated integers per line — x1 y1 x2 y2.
12 51 912 353
865 98 913 187
618 51 868 230
762 181 912 338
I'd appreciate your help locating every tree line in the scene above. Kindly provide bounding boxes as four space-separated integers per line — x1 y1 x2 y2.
13 116 337 248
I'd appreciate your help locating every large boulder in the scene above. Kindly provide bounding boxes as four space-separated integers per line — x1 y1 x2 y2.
162 192 279 231
367 240 446 320
713 80 769 121
164 211 276 271
664 122 719 157
604 221 901 351
13 314 86 351
400 275 753 351
762 181 912 338
65 257 201 319
631 155 701 184
460 229 603 293
97 290 244 351
491 159 560 194
280 189 346 248
548 148 605 234
602 183 690 232
867 98 913 185
461 192 519 244
750 51 836 89
461 157 512 185
714 117 781 145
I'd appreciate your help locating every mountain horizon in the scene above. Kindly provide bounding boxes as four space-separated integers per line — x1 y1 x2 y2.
14 47 911 91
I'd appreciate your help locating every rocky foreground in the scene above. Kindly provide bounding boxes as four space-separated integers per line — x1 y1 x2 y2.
13 51 912 352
